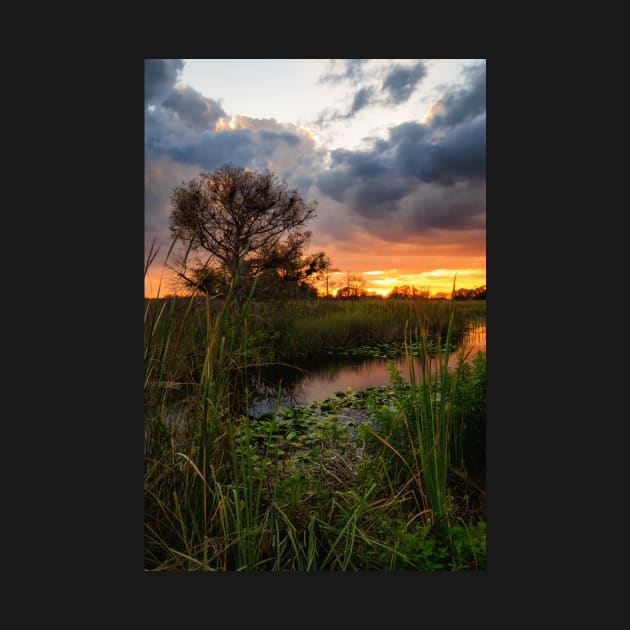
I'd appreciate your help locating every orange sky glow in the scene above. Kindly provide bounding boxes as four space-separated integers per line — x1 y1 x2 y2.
144 251 485 299
144 184 485 300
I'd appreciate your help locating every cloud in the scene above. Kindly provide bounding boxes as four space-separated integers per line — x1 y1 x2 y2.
317 111 485 196
314 106 485 242
427 62 486 128
162 86 226 132
258 128 300 147
314 60 428 126
144 59 185 104
144 158 202 252
393 115 486 185
353 176 413 217
145 60 227 157
329 147 388 179
348 86 375 117
398 181 486 233
164 128 258 172
316 169 351 203
382 61 427 104
319 59 367 85
147 121 323 192
312 86 376 127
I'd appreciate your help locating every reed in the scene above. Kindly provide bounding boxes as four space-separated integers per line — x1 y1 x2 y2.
145 249 485 570
359 278 476 527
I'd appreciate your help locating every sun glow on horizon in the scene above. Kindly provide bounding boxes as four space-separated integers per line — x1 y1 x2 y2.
367 288 389 297
357 267 485 296
145 259 485 300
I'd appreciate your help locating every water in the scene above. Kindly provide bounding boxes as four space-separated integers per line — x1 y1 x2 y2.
248 323 486 416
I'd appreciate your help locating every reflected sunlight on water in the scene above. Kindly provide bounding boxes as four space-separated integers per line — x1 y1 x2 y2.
249 324 486 414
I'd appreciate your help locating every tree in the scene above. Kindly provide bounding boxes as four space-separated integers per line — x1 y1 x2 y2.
388 285 430 299
388 285 411 299
319 255 339 297
336 272 367 298
169 163 318 296
321 268 345 298
255 242 331 300
172 262 224 296
452 285 486 300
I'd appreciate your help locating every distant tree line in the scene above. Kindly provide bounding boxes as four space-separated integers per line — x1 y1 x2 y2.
379 285 486 300
451 285 486 300
388 286 431 299
328 284 486 300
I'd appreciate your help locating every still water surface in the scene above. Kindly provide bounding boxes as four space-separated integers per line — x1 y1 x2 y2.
249 324 485 415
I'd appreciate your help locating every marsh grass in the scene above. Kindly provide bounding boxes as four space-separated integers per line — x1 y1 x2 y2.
359 279 484 532
249 297 484 360
145 251 485 570
146 293 484 385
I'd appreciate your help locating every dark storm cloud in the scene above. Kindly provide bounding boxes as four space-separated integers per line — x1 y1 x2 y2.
145 60 226 154
348 87 375 117
258 129 300 146
422 115 486 184
354 177 412 217
429 63 486 129
318 158 412 219
316 170 351 203
315 104 485 238
319 148 395 204
401 183 486 233
388 121 432 144
318 113 485 201
329 148 388 179
382 62 427 104
319 59 367 85
388 122 432 177
162 86 226 131
392 115 485 185
166 129 258 171
144 59 185 104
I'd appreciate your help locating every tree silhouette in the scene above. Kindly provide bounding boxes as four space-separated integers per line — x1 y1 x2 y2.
169 163 318 296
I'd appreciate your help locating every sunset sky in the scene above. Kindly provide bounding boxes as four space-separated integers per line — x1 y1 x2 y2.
145 59 486 297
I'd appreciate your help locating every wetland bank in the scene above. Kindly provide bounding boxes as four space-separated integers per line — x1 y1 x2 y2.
144 290 486 571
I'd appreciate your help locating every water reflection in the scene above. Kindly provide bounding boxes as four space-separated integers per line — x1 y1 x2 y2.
248 323 485 415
